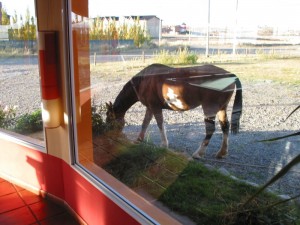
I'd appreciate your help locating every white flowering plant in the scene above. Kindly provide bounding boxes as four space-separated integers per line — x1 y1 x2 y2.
0 103 17 129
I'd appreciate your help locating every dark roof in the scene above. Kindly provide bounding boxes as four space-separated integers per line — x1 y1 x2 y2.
93 15 160 21
96 16 120 21
125 15 160 20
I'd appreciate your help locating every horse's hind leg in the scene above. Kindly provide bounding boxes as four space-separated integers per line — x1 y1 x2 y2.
216 109 229 158
137 108 153 142
192 116 216 159
153 109 168 148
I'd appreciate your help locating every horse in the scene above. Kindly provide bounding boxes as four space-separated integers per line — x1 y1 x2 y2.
106 63 242 159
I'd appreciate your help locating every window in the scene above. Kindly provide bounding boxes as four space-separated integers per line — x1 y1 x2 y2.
70 0 300 224
0 0 44 144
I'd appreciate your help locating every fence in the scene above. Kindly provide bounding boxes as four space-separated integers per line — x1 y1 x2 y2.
0 40 135 54
0 40 37 53
90 40 134 54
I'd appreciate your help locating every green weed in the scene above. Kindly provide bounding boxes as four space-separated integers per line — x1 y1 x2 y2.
154 47 198 65
14 109 43 134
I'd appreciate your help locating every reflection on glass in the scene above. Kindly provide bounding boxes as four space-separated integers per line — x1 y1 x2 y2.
72 0 300 223
0 1 44 142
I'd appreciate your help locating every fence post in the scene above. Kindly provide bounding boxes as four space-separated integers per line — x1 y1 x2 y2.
142 51 145 63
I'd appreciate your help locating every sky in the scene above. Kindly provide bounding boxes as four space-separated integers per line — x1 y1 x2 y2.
88 0 300 28
1 1 35 16
1 0 300 29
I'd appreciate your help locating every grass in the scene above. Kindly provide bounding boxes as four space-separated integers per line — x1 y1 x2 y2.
91 55 300 85
219 58 300 85
100 139 300 225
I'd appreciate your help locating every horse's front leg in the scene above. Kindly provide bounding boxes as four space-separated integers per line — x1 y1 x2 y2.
153 110 168 148
137 108 153 142
192 116 216 159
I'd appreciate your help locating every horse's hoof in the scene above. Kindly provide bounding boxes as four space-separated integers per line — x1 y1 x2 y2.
192 153 204 159
160 144 169 148
187 157 194 161
192 149 206 159
215 153 227 159
160 142 169 148
133 138 143 144
137 137 143 142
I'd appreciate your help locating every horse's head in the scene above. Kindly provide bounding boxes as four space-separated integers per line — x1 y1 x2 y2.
105 101 125 132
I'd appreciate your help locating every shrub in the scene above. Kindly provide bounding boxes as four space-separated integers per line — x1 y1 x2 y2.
154 47 198 65
91 103 107 135
14 109 43 134
175 47 198 64
154 49 174 65
0 104 16 129
92 101 125 136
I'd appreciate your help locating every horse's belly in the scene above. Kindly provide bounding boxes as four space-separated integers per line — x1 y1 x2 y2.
162 84 200 111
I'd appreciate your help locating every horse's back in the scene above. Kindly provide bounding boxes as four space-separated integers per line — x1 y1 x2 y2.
134 63 172 77
135 64 234 80
182 64 234 77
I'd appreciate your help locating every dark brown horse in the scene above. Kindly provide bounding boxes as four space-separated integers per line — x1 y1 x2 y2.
106 64 242 158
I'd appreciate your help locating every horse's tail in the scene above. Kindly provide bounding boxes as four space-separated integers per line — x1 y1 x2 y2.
231 77 243 134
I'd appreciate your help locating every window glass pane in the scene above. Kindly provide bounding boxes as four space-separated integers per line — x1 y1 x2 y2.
0 0 44 143
72 0 300 223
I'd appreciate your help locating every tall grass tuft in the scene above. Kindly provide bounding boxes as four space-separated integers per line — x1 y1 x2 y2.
154 47 198 65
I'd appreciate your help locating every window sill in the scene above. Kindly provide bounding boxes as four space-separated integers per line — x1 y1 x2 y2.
0 128 45 153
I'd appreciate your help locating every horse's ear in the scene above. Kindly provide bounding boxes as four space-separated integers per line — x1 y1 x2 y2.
106 101 113 111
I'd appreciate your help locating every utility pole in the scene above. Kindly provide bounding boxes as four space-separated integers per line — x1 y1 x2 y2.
232 0 239 55
206 0 210 57
0 2 2 25
159 18 162 46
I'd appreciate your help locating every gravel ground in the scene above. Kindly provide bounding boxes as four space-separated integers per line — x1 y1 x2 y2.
1 59 300 198
0 56 41 116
